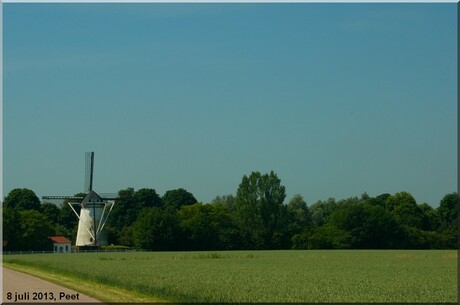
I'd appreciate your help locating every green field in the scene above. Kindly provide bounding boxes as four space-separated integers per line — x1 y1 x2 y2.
4 250 457 303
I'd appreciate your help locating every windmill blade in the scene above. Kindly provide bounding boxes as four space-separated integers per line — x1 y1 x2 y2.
85 152 94 193
42 196 84 202
100 193 119 200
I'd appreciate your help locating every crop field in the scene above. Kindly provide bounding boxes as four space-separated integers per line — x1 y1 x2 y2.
3 250 457 303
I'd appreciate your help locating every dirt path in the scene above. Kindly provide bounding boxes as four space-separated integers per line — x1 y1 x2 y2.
2 267 101 303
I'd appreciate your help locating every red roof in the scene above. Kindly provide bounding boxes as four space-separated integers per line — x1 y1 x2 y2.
49 236 71 244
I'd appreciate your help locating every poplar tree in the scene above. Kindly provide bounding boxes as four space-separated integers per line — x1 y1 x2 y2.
235 171 286 249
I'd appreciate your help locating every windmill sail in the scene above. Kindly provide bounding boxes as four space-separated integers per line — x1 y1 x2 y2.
84 151 94 193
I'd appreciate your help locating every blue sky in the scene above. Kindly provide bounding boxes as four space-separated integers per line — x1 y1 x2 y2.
3 3 457 207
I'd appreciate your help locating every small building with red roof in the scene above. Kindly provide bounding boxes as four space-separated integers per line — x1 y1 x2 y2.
48 236 72 253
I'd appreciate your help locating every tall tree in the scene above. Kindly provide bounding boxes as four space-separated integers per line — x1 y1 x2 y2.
418 203 439 231
108 188 136 227
309 198 338 227
133 207 179 250
385 192 425 229
40 202 60 224
134 188 163 209
436 192 458 249
329 203 404 249
59 201 80 231
4 188 40 211
209 202 242 250
366 193 391 208
178 203 216 250
19 210 55 251
211 194 237 212
235 171 286 249
286 194 311 238
437 192 458 226
3 208 22 251
162 188 197 210
106 188 136 244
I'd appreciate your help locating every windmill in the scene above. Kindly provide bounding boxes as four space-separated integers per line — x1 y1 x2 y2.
43 152 117 250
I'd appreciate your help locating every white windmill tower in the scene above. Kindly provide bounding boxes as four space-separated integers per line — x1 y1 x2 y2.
43 152 117 250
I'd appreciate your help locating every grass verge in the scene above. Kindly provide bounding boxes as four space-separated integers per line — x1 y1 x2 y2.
3 262 168 303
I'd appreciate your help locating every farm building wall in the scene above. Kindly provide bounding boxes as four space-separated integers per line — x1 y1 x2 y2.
53 242 71 253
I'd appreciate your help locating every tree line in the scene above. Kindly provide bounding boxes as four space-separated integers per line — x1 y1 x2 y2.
3 171 457 251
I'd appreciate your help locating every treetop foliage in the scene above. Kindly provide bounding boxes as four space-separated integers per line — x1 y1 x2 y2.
162 188 198 210
4 188 41 211
3 176 458 251
235 171 287 249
